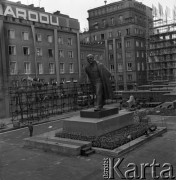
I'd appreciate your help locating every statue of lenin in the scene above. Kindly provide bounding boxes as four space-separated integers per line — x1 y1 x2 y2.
85 54 113 111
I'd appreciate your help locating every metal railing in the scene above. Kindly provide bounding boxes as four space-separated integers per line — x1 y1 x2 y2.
9 82 116 125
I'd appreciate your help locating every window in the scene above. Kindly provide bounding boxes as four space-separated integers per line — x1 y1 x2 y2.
126 52 132 58
36 48 42 56
165 35 170 40
37 63 43 74
22 32 29 40
49 63 55 74
58 37 63 44
68 51 73 58
135 28 139 34
47 35 53 43
23 47 30 55
111 17 114 25
117 31 121 37
137 51 140 57
127 62 132 71
48 49 54 57
126 28 130 35
110 65 114 72
128 74 132 81
60 63 64 74
85 37 90 43
137 63 140 71
119 15 123 23
142 62 145 71
117 53 122 59
136 41 139 47
93 35 97 41
9 45 16 55
126 41 131 48
10 62 17 75
94 22 98 29
109 54 114 60
110 76 114 81
36 34 42 41
69 63 74 73
108 32 112 38
141 51 144 58
101 34 105 40
8 29 15 39
102 19 106 27
172 34 176 39
117 63 123 72
59 50 64 58
117 42 122 49
141 42 144 47
118 75 123 81
24 62 31 74
108 44 113 50
68 38 72 46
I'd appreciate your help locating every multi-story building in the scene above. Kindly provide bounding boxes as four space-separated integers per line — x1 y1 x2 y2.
147 19 176 83
81 0 152 90
0 1 80 117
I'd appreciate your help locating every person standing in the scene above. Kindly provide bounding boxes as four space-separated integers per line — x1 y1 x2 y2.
85 54 113 111
28 122 33 137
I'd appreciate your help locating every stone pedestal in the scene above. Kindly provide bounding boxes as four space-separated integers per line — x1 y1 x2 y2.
62 107 134 137
80 107 119 118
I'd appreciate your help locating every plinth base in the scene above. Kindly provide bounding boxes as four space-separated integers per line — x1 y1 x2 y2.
80 107 119 118
63 109 134 137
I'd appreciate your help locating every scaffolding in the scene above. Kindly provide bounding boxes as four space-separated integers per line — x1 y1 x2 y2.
147 19 176 83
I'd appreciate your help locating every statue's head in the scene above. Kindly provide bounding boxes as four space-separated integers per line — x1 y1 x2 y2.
87 54 95 64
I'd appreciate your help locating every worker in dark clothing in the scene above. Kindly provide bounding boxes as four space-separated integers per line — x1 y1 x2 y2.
28 122 33 137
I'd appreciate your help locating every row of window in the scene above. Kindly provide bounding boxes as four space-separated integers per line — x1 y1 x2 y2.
116 51 145 59
92 15 145 29
108 51 145 60
118 74 133 81
10 62 74 75
86 28 144 42
8 29 73 45
10 62 55 75
8 45 74 58
109 62 145 72
109 40 144 50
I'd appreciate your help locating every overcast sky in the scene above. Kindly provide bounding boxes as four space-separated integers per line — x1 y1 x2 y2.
10 0 176 31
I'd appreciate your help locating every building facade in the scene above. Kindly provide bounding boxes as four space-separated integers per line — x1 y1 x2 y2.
147 19 176 83
81 0 152 90
0 1 80 117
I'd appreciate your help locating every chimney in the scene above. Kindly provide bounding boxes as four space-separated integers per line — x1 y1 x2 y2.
29 4 34 8
53 11 60 15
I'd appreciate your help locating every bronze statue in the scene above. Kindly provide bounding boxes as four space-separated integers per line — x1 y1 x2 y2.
85 54 113 111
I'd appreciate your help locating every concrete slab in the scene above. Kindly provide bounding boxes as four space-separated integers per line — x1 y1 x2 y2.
24 129 92 156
